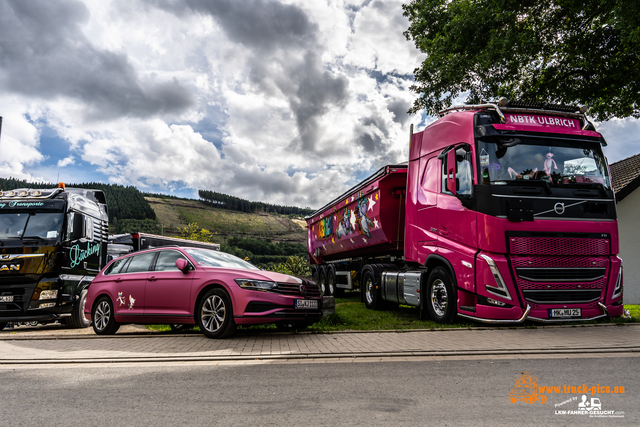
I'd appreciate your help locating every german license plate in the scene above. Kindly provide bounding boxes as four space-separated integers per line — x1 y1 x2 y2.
0 296 13 302
549 308 581 318
295 299 317 309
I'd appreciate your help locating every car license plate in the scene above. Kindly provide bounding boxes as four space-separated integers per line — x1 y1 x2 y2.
295 299 317 309
549 308 581 318
0 296 13 302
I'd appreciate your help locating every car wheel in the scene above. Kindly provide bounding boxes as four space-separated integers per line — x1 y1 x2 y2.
426 266 456 323
197 288 236 339
362 267 382 310
68 289 92 328
92 297 120 335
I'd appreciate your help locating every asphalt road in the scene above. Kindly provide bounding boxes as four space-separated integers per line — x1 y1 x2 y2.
0 356 636 426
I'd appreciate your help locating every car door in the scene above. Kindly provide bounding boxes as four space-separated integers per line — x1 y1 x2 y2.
144 249 194 318
111 251 157 318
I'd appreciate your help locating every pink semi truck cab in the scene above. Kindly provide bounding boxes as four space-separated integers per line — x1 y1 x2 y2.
307 100 623 323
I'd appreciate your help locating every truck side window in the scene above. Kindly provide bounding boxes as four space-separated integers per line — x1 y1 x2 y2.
441 145 473 196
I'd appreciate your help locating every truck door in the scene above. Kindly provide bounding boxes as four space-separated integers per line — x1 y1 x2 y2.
412 155 439 262
437 145 477 292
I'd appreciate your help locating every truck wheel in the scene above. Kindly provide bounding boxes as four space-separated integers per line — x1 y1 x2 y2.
68 289 92 329
362 268 382 310
197 288 236 339
325 266 336 297
318 267 327 296
426 267 456 323
92 297 120 335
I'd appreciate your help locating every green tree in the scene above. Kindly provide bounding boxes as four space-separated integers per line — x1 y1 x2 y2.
403 0 640 120
179 223 214 243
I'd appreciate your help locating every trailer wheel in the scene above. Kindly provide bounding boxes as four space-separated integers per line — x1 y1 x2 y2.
362 267 383 310
68 288 92 329
426 267 456 323
318 267 327 296
325 265 336 297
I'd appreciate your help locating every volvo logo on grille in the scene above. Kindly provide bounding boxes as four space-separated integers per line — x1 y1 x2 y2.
554 203 565 215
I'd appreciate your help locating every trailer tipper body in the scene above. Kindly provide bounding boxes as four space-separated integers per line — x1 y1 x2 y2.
306 100 623 324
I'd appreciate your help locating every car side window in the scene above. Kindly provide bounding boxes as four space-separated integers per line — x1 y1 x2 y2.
104 257 128 275
154 250 188 272
123 252 156 273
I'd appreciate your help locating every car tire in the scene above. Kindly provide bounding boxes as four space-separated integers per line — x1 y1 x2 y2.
197 288 236 339
92 296 120 335
362 267 383 310
426 266 457 323
68 289 92 329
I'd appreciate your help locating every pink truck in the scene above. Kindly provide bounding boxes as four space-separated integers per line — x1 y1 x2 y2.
306 100 623 323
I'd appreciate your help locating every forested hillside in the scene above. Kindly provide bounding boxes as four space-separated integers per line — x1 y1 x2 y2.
199 189 314 216
0 178 155 222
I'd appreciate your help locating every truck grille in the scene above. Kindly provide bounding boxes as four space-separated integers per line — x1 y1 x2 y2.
508 236 609 256
515 268 605 282
522 290 602 304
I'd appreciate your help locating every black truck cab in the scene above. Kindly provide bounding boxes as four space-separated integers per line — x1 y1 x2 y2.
0 184 108 329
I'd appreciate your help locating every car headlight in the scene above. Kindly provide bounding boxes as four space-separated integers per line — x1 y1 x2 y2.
235 279 278 292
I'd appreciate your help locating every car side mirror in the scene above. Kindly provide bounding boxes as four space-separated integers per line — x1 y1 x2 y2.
176 258 190 273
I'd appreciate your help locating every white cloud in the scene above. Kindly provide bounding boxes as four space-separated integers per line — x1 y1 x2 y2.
57 156 75 168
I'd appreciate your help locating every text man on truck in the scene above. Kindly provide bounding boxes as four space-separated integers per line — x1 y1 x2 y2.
307 99 623 323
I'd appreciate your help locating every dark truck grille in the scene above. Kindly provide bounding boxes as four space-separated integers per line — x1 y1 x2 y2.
516 268 605 282
522 290 602 304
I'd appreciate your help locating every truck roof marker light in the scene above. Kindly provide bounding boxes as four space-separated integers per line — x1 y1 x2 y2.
17 190 28 197
498 97 509 107
29 190 42 196
480 254 513 301
58 182 65 189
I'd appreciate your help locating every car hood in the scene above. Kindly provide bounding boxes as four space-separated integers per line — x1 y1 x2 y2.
199 266 303 284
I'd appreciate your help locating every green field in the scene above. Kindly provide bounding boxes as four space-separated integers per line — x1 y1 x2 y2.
146 196 307 245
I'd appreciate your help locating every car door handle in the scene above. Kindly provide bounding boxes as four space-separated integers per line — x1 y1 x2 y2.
147 276 157 282
439 228 449 236
114 278 122 283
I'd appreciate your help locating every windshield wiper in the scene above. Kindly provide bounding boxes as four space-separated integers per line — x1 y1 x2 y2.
561 182 608 197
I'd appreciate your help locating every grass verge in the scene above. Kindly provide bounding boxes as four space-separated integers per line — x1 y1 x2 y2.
147 293 639 334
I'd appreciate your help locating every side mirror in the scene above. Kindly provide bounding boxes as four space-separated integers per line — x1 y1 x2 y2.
446 149 457 195
176 258 190 273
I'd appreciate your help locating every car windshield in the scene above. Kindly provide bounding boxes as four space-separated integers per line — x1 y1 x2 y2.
0 212 64 240
184 248 260 270
477 137 611 189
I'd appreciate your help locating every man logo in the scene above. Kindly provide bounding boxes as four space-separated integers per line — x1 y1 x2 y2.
0 264 20 272
554 203 565 215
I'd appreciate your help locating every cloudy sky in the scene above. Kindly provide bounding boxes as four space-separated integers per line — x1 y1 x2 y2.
0 0 638 209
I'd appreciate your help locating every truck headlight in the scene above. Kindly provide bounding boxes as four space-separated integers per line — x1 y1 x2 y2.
235 279 278 292
480 254 513 301
613 259 623 299
39 290 58 300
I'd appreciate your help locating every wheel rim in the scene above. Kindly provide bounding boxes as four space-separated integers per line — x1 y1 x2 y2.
327 274 334 295
201 295 226 333
80 292 89 326
365 276 374 304
94 300 111 331
430 279 448 317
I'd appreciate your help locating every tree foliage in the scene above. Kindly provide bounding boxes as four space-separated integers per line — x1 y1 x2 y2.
179 222 214 243
403 0 640 120
199 189 314 216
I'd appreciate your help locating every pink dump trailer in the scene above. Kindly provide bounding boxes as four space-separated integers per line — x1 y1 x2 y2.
307 100 623 324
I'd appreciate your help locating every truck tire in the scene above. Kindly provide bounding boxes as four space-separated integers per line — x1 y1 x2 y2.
325 265 336 297
318 267 327 296
67 289 92 329
362 267 383 310
92 296 120 335
426 266 456 323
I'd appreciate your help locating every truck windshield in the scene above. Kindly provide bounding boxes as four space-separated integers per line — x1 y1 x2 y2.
0 212 64 240
477 137 611 190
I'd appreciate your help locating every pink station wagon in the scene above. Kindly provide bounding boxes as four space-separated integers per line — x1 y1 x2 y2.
84 247 322 338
